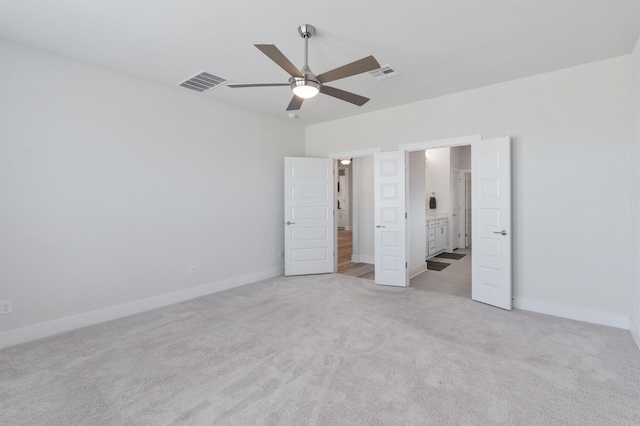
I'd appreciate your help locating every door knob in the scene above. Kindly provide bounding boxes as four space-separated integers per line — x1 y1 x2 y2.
493 230 507 236
376 225 386 228
286 221 296 225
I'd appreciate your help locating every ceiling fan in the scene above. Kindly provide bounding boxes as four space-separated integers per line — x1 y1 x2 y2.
228 24 381 111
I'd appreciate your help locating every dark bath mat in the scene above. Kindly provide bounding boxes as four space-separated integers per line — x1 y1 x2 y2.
426 260 450 271
435 252 466 260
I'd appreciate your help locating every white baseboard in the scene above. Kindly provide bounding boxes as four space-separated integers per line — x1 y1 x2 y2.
630 316 640 352
409 263 427 278
354 254 374 264
514 297 630 330
0 266 283 349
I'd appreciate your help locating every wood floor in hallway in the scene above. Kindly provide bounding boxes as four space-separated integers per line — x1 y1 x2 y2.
337 229 374 280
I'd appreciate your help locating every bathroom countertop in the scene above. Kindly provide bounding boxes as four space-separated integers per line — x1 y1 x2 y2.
426 214 448 222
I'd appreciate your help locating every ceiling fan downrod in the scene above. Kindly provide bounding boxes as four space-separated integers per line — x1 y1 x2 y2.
290 24 320 98
298 24 315 69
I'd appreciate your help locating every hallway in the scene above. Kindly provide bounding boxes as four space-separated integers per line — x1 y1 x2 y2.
337 229 374 280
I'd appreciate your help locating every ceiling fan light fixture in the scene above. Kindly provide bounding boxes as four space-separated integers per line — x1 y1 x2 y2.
290 77 321 99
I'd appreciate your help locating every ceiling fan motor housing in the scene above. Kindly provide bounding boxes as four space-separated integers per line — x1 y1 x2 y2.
298 24 315 38
289 64 321 97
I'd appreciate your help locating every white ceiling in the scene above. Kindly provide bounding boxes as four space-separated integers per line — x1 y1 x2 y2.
1 0 638 125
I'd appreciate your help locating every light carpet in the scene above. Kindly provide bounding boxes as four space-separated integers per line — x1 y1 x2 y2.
1 274 639 425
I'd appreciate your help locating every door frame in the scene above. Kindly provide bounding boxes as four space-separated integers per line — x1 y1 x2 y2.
450 168 461 251
463 170 472 248
399 134 481 288
452 167 471 250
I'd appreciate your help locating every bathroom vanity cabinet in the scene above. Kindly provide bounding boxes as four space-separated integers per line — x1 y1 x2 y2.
426 217 448 258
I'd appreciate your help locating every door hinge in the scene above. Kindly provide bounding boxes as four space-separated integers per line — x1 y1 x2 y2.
405 212 408 219
405 262 408 269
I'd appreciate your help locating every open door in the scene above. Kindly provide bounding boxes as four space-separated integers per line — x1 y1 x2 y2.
471 137 512 309
374 151 408 287
284 157 335 276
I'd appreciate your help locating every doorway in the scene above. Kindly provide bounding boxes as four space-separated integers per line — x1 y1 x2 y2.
323 134 511 310
412 145 472 298
333 154 376 280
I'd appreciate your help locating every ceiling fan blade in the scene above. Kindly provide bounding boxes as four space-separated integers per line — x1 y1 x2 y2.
227 83 289 88
320 86 370 106
316 55 381 83
255 44 304 78
286 96 304 111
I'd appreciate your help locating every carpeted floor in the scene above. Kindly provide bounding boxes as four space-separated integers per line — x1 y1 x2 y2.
1 274 639 425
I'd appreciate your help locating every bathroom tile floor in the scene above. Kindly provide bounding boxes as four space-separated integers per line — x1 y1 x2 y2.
411 247 472 298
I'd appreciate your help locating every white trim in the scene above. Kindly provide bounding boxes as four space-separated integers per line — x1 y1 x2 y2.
327 147 381 159
630 316 640 351
399 134 482 152
514 297 630 330
354 254 375 264
409 263 427 279
0 267 283 349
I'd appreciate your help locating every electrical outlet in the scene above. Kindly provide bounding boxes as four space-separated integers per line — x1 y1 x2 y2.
1 299 13 315
188 265 196 276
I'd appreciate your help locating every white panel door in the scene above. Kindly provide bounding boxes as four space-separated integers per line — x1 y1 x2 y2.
374 151 407 287
471 137 512 309
284 157 334 276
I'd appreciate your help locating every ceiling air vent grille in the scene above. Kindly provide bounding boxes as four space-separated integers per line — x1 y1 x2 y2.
178 71 228 93
369 65 401 81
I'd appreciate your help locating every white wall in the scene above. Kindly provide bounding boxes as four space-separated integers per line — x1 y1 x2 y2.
425 148 450 218
306 55 636 329
351 156 374 264
408 151 426 275
631 37 640 348
453 145 471 169
450 146 461 170
0 41 305 347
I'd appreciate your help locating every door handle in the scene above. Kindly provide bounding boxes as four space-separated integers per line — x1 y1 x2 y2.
493 230 507 236
286 221 296 225
376 225 386 228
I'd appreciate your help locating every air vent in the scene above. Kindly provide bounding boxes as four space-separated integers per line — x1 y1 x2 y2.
369 65 401 81
178 71 228 93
